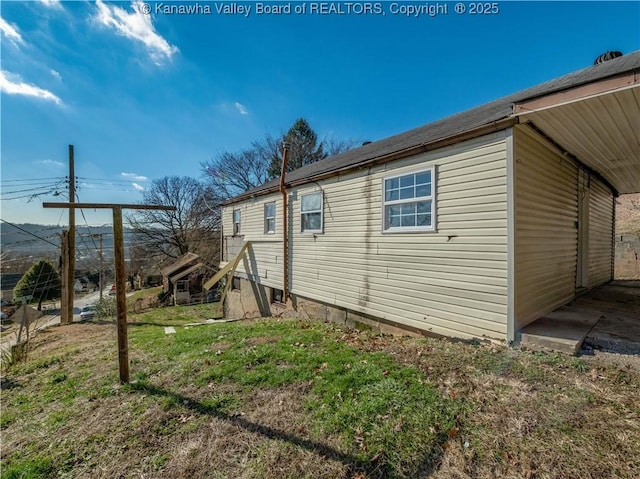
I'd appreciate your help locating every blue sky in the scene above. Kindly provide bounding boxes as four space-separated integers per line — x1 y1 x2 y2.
1 0 639 226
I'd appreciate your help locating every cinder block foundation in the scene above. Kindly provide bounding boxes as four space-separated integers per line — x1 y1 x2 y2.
225 276 432 338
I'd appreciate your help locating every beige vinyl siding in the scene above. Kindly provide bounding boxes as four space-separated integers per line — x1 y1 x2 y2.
222 192 285 290
588 175 614 286
288 132 509 340
514 125 578 329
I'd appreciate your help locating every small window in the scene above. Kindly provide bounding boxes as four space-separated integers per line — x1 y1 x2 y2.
271 288 284 304
383 168 435 232
232 276 241 291
264 202 276 234
301 191 323 233
233 209 241 235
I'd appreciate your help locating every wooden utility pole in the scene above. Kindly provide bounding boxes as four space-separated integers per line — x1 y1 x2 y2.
60 231 70 324
67 145 76 325
92 233 104 299
44 202 175 384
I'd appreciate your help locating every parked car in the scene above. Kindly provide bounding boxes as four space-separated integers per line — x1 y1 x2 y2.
0 311 8 321
80 305 96 320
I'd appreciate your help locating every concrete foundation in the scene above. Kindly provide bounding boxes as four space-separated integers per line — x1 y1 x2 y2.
615 235 640 280
225 276 434 338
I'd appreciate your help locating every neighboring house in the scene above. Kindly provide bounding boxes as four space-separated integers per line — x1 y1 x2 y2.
161 253 208 305
219 52 640 343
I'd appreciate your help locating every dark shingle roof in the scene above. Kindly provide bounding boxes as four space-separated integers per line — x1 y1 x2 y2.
227 51 640 204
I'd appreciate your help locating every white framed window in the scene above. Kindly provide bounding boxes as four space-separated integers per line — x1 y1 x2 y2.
300 191 323 233
264 202 276 234
383 168 435 232
233 209 241 235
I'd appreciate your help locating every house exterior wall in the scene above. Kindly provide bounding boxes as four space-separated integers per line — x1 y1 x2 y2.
222 191 285 291
223 132 510 340
588 175 614 286
514 125 579 330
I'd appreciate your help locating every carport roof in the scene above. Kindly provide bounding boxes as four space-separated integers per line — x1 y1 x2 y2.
226 50 640 204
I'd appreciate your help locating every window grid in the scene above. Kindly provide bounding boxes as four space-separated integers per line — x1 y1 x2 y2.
383 169 435 232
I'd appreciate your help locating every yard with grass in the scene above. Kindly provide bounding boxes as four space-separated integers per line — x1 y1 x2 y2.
1 303 639 478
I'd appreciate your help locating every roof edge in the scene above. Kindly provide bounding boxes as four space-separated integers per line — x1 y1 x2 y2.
224 116 518 206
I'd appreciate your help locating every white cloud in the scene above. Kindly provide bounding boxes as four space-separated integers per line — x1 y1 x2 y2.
0 70 62 105
121 172 148 181
235 102 249 115
36 159 64 168
132 183 145 191
50 69 62 80
0 16 24 45
94 0 178 65
40 0 63 8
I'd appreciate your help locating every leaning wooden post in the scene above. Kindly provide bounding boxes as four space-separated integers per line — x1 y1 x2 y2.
112 206 129 383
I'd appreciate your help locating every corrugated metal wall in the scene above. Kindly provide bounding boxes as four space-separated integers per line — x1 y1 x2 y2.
514 125 578 329
588 175 614 286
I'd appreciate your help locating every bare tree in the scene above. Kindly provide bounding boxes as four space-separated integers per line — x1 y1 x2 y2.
127 176 222 267
202 119 358 199
202 136 278 199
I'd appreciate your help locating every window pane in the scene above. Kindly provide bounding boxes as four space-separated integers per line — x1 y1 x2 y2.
401 215 416 227
415 172 431 185
399 186 414 200
416 200 431 214
233 210 240 222
266 218 275 233
302 212 321 231
400 174 414 188
385 189 399 202
301 193 321 212
385 206 401 228
265 203 275 217
385 177 399 190
401 203 416 215
416 184 431 197
417 214 431 227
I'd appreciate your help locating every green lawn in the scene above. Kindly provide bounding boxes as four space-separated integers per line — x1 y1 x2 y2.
1 304 639 478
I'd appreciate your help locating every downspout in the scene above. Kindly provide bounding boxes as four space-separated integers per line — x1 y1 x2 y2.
280 143 290 301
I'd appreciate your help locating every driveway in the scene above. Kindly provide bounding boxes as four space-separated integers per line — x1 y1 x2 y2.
0 288 109 352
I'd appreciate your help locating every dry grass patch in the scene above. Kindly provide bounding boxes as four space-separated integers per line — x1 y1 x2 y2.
1 311 639 479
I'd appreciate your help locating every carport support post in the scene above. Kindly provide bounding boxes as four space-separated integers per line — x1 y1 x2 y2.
44 202 176 384
113 207 129 383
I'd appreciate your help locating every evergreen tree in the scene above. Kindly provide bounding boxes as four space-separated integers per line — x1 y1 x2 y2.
13 260 61 311
267 118 328 178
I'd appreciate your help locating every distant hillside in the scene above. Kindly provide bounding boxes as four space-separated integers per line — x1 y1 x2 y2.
0 223 135 272
616 194 640 236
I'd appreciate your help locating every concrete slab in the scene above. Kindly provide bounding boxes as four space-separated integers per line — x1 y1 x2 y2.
164 327 176 334
520 281 640 355
521 307 603 354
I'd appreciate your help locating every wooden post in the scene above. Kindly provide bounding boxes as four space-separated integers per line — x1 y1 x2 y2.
112 207 129 383
44 202 176 384
68 145 75 326
60 231 70 324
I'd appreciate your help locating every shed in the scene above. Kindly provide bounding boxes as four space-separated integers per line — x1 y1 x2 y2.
160 253 205 305
219 52 640 343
